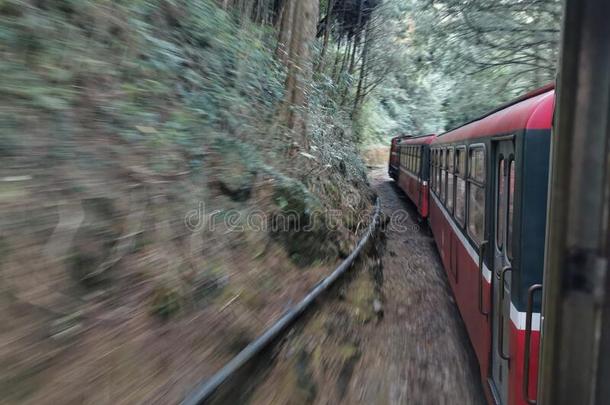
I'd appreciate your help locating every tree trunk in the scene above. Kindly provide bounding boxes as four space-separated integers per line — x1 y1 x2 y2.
338 37 352 80
353 20 371 115
316 0 335 73
331 35 343 78
339 38 355 106
278 0 319 142
348 35 359 74
275 0 294 64
348 0 365 74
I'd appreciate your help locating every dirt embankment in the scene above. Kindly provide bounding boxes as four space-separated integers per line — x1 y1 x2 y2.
1 3 375 404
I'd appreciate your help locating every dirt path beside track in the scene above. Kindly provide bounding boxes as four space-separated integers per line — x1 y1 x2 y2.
246 168 485 405
337 169 485 404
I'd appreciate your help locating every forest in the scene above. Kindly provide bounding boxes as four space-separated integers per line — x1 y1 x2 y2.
0 0 561 403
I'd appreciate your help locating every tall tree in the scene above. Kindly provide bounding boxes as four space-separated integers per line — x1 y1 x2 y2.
276 0 320 140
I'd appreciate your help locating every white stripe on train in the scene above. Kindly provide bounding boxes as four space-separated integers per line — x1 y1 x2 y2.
429 191 541 331
399 167 419 182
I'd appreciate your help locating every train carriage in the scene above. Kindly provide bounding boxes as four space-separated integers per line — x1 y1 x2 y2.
391 84 555 405
396 134 436 218
388 134 410 180
429 84 554 405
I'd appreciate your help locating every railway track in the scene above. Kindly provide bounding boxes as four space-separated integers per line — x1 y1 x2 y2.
181 199 382 405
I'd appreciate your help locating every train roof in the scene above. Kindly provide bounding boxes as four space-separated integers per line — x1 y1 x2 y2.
433 83 555 144
390 133 411 140
398 133 436 145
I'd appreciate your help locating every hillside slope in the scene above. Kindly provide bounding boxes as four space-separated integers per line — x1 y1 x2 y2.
0 1 375 402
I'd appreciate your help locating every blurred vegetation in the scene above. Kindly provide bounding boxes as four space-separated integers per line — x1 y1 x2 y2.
0 0 564 323
355 0 561 141
0 2 380 401
1 0 285 150
0 0 562 402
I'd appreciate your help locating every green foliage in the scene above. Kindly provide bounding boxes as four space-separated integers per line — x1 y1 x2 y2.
410 0 561 129
345 0 561 142
352 98 395 144
1 0 286 153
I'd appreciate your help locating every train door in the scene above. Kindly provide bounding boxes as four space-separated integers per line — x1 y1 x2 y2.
417 145 423 210
491 140 515 404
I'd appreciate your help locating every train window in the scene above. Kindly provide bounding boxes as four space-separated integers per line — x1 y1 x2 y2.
445 149 450 205
507 159 515 259
497 158 505 250
431 150 435 190
409 147 413 172
429 151 433 185
438 150 442 198
455 147 466 226
469 185 485 244
468 145 486 244
456 178 466 225
410 147 414 172
412 147 416 173
470 147 485 183
436 150 441 195
447 148 455 173
457 147 466 175
440 149 446 202
447 148 454 212
430 149 436 193
430 150 434 188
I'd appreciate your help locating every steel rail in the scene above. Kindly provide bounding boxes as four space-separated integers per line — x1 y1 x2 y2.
181 198 381 405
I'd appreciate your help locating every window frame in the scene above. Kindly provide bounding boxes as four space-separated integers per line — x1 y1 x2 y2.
507 158 515 260
466 143 487 245
428 148 434 191
409 146 413 172
437 149 442 195
412 146 416 173
496 156 506 251
410 146 414 173
440 148 446 203
431 148 436 191
434 147 439 197
446 146 455 213
454 145 467 227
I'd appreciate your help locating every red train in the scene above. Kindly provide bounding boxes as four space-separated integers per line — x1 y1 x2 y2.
388 134 410 180
390 134 435 218
390 84 555 405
